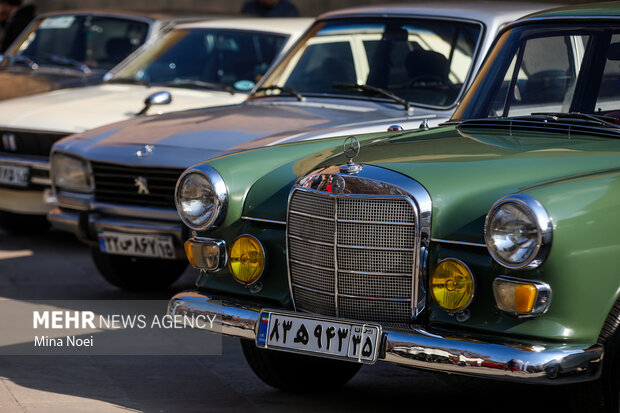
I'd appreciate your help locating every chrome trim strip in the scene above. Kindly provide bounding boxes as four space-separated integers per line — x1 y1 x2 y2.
337 243 412 252
241 216 286 225
30 177 52 186
289 234 332 247
292 282 411 303
431 238 487 248
333 197 340 317
289 209 334 222
337 218 415 226
169 292 603 384
91 202 179 221
290 258 411 277
291 283 334 296
289 258 333 272
0 154 50 170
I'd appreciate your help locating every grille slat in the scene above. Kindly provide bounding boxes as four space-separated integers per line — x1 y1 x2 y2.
91 162 183 209
0 130 67 157
288 187 417 324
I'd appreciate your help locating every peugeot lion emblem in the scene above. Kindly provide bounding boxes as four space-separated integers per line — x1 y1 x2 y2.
134 177 150 195
340 136 363 174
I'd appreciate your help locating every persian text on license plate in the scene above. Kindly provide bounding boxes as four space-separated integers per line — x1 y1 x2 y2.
97 231 175 259
0 164 28 187
256 311 381 363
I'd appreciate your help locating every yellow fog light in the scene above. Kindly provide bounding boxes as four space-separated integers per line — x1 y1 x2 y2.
228 235 266 285
493 276 551 317
184 237 226 271
430 259 474 312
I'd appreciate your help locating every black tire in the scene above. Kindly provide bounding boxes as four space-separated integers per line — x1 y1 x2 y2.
90 248 188 291
0 211 49 234
240 338 361 392
571 301 620 412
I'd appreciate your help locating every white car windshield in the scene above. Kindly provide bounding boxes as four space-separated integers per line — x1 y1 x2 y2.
254 17 482 108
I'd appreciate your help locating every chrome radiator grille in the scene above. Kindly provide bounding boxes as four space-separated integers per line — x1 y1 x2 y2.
287 188 417 324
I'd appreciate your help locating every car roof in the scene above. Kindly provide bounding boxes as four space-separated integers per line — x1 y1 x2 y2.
519 1 620 20
34 9 213 24
177 18 314 35
318 2 558 26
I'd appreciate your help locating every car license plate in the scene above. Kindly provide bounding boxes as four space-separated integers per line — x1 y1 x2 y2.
256 311 381 364
0 164 28 187
97 231 175 259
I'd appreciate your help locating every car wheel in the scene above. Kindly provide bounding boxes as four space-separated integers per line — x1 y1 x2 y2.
0 211 49 234
571 300 620 412
240 338 361 392
90 248 188 291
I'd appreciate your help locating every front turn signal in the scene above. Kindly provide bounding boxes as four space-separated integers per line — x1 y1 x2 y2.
184 237 227 271
493 277 551 317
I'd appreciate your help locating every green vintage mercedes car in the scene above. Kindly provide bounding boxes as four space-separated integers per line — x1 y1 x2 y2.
169 3 620 411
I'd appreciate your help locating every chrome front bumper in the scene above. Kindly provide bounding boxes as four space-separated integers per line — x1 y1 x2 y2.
48 206 186 257
169 291 603 384
0 155 52 215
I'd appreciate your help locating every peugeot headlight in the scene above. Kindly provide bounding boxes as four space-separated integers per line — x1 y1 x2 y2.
175 165 227 231
51 152 92 192
484 193 552 270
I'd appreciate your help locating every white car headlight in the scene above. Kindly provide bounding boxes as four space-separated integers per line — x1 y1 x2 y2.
484 193 552 270
175 165 227 231
51 153 92 192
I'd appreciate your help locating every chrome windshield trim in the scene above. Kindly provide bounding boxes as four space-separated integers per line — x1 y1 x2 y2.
241 216 286 225
431 238 486 248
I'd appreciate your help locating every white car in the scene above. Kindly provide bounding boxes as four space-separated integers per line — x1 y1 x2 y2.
0 17 311 232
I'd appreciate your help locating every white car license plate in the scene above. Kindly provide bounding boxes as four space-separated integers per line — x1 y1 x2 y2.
97 231 175 259
256 311 381 363
0 164 29 187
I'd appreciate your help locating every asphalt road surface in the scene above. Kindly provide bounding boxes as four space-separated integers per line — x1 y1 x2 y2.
0 227 582 412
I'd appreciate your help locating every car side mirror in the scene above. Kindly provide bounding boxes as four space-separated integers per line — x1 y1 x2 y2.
136 91 172 115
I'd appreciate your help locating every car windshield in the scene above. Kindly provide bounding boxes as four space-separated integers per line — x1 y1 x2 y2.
253 17 482 108
5 15 150 72
454 23 620 122
112 28 288 92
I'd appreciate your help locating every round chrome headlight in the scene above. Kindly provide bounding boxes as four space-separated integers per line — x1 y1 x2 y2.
484 193 552 270
175 166 227 231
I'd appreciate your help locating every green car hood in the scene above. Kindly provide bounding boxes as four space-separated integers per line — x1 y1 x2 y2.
241 125 620 243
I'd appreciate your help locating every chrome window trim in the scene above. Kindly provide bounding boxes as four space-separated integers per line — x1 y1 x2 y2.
174 164 228 231
286 164 432 322
484 193 553 270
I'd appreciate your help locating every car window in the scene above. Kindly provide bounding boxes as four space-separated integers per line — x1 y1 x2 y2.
503 36 586 117
115 29 288 91
256 18 482 108
12 15 149 71
595 34 620 112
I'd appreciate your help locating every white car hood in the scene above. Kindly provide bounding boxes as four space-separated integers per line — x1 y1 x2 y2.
0 84 247 134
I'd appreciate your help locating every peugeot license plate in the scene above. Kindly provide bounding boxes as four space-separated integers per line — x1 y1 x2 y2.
97 231 175 259
0 164 28 187
256 311 381 363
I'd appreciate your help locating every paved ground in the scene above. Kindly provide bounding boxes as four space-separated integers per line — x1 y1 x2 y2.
0 227 582 412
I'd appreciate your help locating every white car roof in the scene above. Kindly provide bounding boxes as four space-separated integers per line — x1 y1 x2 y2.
176 18 314 36
319 2 558 26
